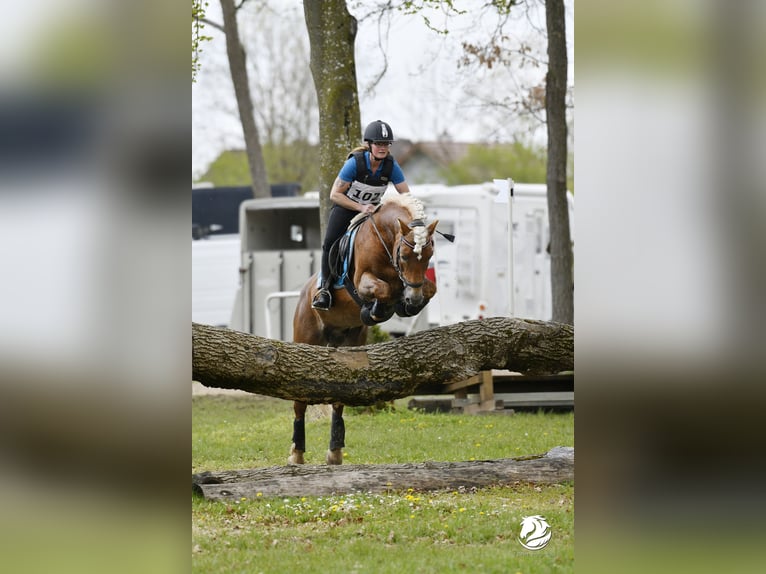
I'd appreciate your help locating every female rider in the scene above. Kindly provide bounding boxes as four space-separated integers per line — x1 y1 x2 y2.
312 120 411 310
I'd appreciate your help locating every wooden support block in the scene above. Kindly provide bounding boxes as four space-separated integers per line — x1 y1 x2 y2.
478 370 494 403
445 374 482 393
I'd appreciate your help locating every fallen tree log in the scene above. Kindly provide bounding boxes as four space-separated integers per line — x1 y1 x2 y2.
192 446 573 500
192 317 573 405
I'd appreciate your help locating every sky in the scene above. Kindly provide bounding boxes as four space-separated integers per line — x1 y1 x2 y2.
192 0 574 179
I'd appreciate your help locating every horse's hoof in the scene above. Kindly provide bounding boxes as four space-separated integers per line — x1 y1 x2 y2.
326 449 343 465
360 306 377 326
395 301 423 317
288 444 305 465
361 303 395 325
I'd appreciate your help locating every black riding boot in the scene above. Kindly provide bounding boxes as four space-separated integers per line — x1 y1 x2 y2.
311 277 332 310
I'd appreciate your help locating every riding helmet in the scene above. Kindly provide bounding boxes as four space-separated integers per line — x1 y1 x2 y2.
363 120 395 143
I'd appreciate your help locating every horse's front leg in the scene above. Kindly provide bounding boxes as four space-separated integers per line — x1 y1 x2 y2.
357 272 393 304
357 272 395 322
288 401 307 464
326 402 345 465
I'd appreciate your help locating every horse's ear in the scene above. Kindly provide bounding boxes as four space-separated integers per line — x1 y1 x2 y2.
427 220 439 236
398 219 410 235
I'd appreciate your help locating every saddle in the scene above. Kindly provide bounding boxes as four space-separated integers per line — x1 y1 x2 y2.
327 214 369 305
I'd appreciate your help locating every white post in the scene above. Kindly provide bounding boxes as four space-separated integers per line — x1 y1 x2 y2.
494 178 515 317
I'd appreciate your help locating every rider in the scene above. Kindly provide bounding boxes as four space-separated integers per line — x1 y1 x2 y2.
311 120 411 311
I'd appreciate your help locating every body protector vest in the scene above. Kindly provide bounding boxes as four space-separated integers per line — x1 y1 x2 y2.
346 151 394 206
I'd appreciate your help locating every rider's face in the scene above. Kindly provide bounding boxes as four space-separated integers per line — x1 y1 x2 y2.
370 141 391 158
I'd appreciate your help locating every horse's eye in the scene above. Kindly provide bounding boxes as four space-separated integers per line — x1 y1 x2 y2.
400 255 409 263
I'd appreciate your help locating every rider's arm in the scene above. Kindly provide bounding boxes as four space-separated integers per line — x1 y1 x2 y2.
329 177 367 212
393 181 410 195
391 161 409 194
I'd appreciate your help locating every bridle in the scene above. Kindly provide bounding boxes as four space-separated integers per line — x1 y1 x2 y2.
368 214 432 290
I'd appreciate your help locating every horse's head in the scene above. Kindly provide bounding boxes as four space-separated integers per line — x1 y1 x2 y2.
396 218 439 308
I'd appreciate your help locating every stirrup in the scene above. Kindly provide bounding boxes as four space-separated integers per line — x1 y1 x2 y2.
311 288 332 310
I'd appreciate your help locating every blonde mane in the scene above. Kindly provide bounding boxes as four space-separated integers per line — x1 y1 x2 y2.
383 194 429 258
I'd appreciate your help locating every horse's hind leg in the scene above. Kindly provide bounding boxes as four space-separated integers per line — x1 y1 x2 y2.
288 401 307 464
326 402 345 465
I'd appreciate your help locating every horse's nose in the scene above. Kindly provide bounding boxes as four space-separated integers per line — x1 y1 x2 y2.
404 288 424 307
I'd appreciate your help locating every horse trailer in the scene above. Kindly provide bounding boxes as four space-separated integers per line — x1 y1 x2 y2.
415 181 574 326
211 181 572 340
192 184 302 327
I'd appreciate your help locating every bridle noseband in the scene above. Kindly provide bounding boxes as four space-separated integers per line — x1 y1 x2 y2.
369 214 431 289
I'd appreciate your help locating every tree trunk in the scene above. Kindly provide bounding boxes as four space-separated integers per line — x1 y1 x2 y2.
220 0 270 198
192 318 574 405
193 446 573 499
545 0 574 324
303 0 362 234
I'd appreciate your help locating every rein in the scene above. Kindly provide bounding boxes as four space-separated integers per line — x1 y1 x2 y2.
368 213 430 289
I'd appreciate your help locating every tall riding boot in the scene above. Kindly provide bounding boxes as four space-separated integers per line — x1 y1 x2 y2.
311 276 332 310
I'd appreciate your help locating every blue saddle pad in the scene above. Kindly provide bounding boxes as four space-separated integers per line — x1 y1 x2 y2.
317 226 360 290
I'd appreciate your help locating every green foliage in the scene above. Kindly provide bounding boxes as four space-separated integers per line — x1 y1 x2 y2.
263 141 320 193
366 325 391 344
439 143 574 192
192 393 574 572
192 1 212 82
197 142 320 192
198 150 251 187
440 142 547 186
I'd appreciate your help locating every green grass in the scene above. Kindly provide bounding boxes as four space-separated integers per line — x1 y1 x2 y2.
193 394 574 573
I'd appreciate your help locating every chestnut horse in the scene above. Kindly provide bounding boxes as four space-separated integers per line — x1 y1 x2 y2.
289 194 438 464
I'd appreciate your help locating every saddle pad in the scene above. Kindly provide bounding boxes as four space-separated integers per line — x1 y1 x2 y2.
333 226 360 288
318 224 361 290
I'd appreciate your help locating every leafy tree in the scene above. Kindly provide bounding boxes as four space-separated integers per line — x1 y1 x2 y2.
192 1 211 82
197 143 320 193
440 142 548 185
454 0 573 323
197 150 251 186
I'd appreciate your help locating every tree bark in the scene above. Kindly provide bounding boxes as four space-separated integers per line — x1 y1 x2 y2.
220 0 270 198
545 0 574 324
303 0 362 235
192 317 574 405
193 446 573 500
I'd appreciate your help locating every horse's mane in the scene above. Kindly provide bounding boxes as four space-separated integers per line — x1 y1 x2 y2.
382 194 429 258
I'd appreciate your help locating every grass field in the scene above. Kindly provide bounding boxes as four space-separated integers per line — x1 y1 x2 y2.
192 393 574 573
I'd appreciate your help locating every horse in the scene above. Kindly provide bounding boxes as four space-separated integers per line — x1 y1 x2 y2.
288 194 439 465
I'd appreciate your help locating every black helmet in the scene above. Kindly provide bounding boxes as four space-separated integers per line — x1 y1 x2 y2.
363 120 395 143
